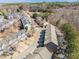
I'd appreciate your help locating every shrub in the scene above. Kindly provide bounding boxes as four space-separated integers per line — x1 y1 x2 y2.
61 23 78 58
32 13 38 19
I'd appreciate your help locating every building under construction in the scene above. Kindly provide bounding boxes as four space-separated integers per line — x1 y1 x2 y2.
0 12 34 56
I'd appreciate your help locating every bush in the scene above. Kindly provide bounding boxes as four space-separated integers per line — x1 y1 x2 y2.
61 23 78 58
32 13 38 19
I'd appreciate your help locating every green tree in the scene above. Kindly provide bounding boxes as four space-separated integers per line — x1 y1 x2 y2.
61 23 77 58
32 13 38 19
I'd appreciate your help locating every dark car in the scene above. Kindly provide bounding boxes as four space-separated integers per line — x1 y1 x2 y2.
38 42 44 47
40 35 45 38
